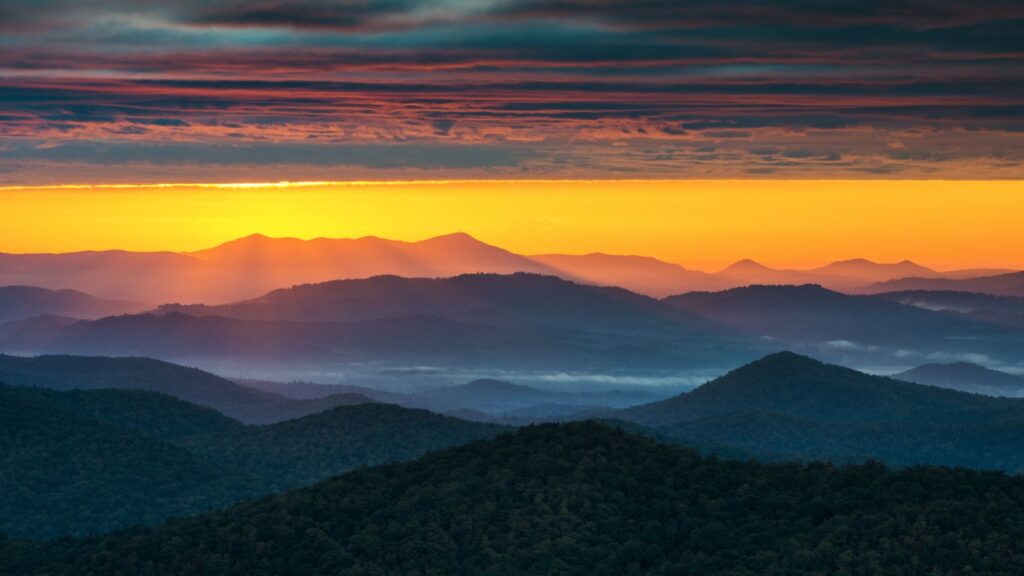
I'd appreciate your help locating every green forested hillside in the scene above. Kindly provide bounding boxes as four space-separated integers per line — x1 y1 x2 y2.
0 385 503 540
181 403 507 490
0 385 254 539
2 385 243 439
621 352 1024 427
6 422 1024 575
618 352 1024 471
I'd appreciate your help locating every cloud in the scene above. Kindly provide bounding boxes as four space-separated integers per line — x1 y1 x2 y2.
0 0 1023 181
821 339 865 351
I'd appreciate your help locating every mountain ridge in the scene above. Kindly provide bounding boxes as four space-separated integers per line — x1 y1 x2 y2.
3 232 1018 303
895 362 1024 397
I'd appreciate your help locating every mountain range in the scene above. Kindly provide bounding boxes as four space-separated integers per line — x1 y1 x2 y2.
8 348 1024 546
0 285 147 324
0 354 376 424
894 362 1024 397
875 290 1024 328
7 273 1024 377
6 421 1024 575
866 271 1024 298
663 284 1024 366
1 232 1015 303
0 274 766 374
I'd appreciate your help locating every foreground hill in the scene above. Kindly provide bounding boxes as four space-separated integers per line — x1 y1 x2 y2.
618 352 1024 470
0 354 372 424
895 362 1024 397
664 284 1024 365
0 385 503 539
179 403 506 490
0 385 253 539
0 285 147 324
7 422 1024 575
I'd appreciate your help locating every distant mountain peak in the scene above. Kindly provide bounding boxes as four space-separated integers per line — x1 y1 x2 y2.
894 361 1024 395
735 350 822 371
459 379 540 393
830 258 876 266
425 231 477 242
720 259 774 273
415 232 501 250
817 258 935 275
225 232 278 244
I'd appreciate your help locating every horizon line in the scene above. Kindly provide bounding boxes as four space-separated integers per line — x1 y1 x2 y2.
2 230 1017 275
2 177 1022 192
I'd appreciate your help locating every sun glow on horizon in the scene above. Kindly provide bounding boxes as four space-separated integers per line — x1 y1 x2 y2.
2 179 1022 271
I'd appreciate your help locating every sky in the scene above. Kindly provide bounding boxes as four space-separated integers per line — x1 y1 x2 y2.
2 180 1022 270
1 0 1023 182
0 2 1022 268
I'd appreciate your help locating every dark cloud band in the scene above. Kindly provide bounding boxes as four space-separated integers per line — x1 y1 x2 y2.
0 0 1021 181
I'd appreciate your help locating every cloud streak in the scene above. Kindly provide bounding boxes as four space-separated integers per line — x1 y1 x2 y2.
0 0 1022 182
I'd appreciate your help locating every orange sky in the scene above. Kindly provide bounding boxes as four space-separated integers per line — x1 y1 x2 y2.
1 179 1022 271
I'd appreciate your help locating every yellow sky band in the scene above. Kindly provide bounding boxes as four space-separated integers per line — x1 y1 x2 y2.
2 179 1022 271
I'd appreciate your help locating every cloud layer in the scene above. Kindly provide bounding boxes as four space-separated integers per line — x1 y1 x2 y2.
1 0 1022 182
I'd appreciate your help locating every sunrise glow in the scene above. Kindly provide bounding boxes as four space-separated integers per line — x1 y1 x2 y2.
1 179 1020 271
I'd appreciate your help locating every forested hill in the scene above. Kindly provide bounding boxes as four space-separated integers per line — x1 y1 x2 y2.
7 422 1024 575
0 385 503 540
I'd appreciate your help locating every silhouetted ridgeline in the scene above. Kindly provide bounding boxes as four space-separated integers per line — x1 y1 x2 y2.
0 354 373 424
663 284 1024 366
1 274 765 371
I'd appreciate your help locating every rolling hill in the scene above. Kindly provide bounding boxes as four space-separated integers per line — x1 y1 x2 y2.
866 271 1024 297
6 422 1024 575
179 403 505 490
620 352 1024 427
894 362 1024 397
3 233 1018 305
0 285 148 324
2 275 763 373
875 290 1024 328
663 284 1024 365
809 258 936 282
529 252 730 297
618 352 1024 470
0 354 373 424
0 384 255 539
0 250 214 303
157 272 701 328
716 259 823 286
0 384 503 539
419 378 666 414
716 258 1010 292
